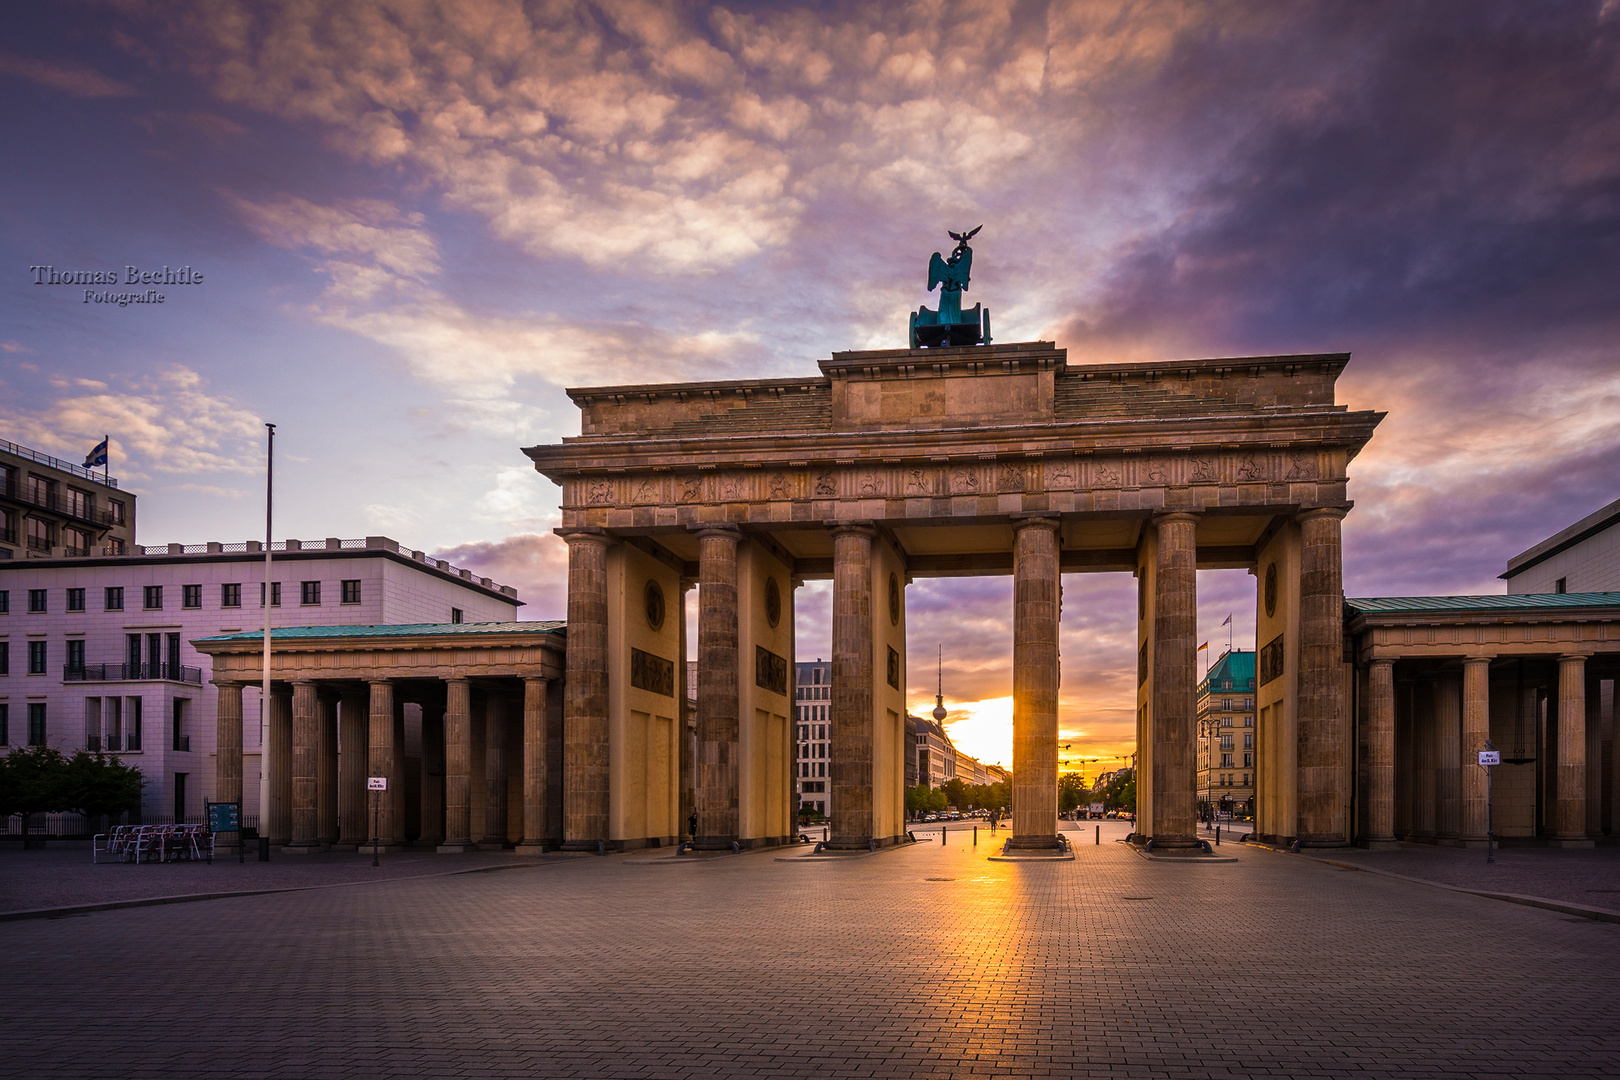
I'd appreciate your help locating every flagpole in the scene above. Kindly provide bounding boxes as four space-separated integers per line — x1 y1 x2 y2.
260 423 275 844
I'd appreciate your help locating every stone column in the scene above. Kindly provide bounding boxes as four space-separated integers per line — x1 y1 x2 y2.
1584 674 1601 839
420 698 445 846
518 676 550 852
284 680 322 852
1297 507 1349 846
1552 655 1591 847
1414 681 1436 840
1394 681 1413 839
366 679 402 851
1459 658 1491 846
442 676 475 852
1010 516 1060 849
694 524 742 849
829 524 876 849
214 681 243 850
1364 660 1396 846
266 687 293 845
1434 674 1461 843
1150 511 1198 849
560 529 611 850
337 689 368 848
317 693 339 845
482 692 508 850
678 580 695 839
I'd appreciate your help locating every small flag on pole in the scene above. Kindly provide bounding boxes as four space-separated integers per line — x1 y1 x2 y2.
1220 614 1232 627
1197 641 1208 652
83 437 109 469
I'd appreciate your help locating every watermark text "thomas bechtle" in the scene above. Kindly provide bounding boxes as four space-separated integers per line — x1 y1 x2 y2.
30 264 204 307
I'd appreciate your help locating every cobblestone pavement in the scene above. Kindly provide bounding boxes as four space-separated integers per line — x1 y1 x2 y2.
0 848 564 914
1301 841 1620 910
5 822 1618 1079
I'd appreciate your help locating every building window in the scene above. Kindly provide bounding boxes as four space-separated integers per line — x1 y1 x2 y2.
0 640 8 675
1244 698 1254 710
26 516 54 553
0 703 7 745
1221 753 1233 768
107 538 126 555
1244 714 1253 727
1221 715 1233 727
1243 772 1250 786
183 584 202 609
1243 753 1253 767
1554 577 1567 593
300 580 321 606
0 589 7 613
29 588 47 613
260 582 281 606
65 587 85 612
66 639 85 674
451 607 464 623
221 583 241 608
28 703 47 746
1220 734 1233 750
1244 732 1253 749
126 697 142 751
341 579 361 604
0 508 14 544
29 639 47 674
104 586 123 611
143 585 162 610
109 499 125 524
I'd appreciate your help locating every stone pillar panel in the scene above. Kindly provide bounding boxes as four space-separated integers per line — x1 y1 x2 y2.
1553 655 1589 845
338 691 369 846
561 531 612 849
288 681 320 849
737 539 795 846
1254 520 1301 846
868 534 908 847
420 701 446 846
693 526 741 849
366 680 400 847
1010 517 1060 849
519 678 550 848
606 541 682 848
1365 660 1396 843
1150 512 1198 849
483 693 508 849
214 682 244 809
318 694 340 845
829 524 875 849
267 689 294 846
1296 507 1349 846
1433 675 1461 842
1459 659 1490 844
443 676 474 849
1134 526 1157 840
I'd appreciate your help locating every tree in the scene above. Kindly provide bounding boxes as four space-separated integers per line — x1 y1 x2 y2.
61 752 144 821
0 746 72 824
941 777 970 810
1058 772 1088 814
1096 768 1136 814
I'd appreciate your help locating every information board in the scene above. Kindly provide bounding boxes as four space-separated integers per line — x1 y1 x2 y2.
368 776 388 791
207 801 241 832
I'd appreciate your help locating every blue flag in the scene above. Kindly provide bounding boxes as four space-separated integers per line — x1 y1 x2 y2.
83 437 108 469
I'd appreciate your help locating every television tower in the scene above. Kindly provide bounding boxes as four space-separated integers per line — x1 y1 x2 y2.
932 644 948 722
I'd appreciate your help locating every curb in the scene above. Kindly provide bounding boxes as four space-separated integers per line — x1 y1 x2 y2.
0 859 557 924
1244 842 1620 925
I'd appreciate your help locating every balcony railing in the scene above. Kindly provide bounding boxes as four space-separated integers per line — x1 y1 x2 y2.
0 437 119 487
64 663 203 685
2 481 117 527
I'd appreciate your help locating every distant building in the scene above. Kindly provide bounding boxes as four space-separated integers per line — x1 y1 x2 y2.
912 713 955 788
1502 496 1620 594
793 659 831 816
1 437 136 561
0 536 519 821
1197 649 1256 818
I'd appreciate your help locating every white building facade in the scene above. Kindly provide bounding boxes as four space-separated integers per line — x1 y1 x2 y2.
1503 496 1620 594
794 659 831 816
0 536 519 822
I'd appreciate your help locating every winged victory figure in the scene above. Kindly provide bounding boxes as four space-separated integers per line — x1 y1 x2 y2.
911 225 991 348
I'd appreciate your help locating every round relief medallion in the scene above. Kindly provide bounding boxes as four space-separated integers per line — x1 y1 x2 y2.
765 577 781 628
1264 562 1278 619
888 572 901 626
644 579 665 631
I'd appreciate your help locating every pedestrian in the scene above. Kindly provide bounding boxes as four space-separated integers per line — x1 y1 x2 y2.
688 811 698 842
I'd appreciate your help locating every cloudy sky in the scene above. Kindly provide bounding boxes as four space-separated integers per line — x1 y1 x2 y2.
4 1 1618 770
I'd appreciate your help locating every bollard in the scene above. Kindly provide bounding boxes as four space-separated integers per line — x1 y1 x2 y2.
258 836 270 862
973 825 978 846
824 827 829 843
1096 824 1100 845
1216 825 1221 846
942 825 947 846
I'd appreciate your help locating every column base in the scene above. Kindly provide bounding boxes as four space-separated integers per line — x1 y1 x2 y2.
280 842 327 855
436 842 478 853
514 840 555 855
1359 838 1400 850
559 839 612 853
1548 837 1596 849
1006 835 1062 850
477 841 508 852
327 842 360 853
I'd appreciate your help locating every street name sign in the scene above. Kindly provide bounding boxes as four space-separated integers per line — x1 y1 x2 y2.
368 776 388 791
1478 750 1501 766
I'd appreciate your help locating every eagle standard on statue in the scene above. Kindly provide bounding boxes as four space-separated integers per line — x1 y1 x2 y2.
910 225 991 348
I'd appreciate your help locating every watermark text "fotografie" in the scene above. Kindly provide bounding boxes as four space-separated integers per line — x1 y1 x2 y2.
31 264 204 286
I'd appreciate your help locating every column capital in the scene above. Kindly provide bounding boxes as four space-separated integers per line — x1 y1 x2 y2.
211 677 245 689
1558 652 1591 663
445 674 472 686
1368 657 1396 671
1010 513 1061 534
1461 655 1493 670
291 678 318 688
1296 505 1350 524
522 674 551 687
1150 509 1201 527
554 526 614 548
688 522 742 541
366 677 394 687
826 521 877 539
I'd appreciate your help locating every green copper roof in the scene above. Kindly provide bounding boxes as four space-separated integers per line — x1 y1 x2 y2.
1200 649 1255 693
195 620 565 643
1346 593 1620 615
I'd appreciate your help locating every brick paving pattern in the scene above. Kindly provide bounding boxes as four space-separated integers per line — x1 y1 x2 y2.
1301 841 1620 910
3 820 1617 1079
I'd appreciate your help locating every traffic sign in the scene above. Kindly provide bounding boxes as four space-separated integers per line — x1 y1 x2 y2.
368 776 388 791
1478 750 1501 766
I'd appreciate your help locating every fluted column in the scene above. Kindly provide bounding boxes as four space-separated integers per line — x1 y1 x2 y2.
482 692 508 849
337 689 368 847
1552 655 1591 846
266 687 293 845
1584 675 1602 839
1297 507 1349 846
1010 516 1060 849
829 524 876 849
420 698 445 846
442 676 474 851
366 679 401 850
1459 658 1491 845
1434 675 1461 843
518 676 551 851
1150 511 1198 848
1364 660 1395 846
560 529 611 850
317 693 339 845
694 524 742 849
214 681 244 849
286 680 321 851
1414 681 1436 840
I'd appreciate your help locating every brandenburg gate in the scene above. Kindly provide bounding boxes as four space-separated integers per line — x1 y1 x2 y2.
525 339 1384 852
